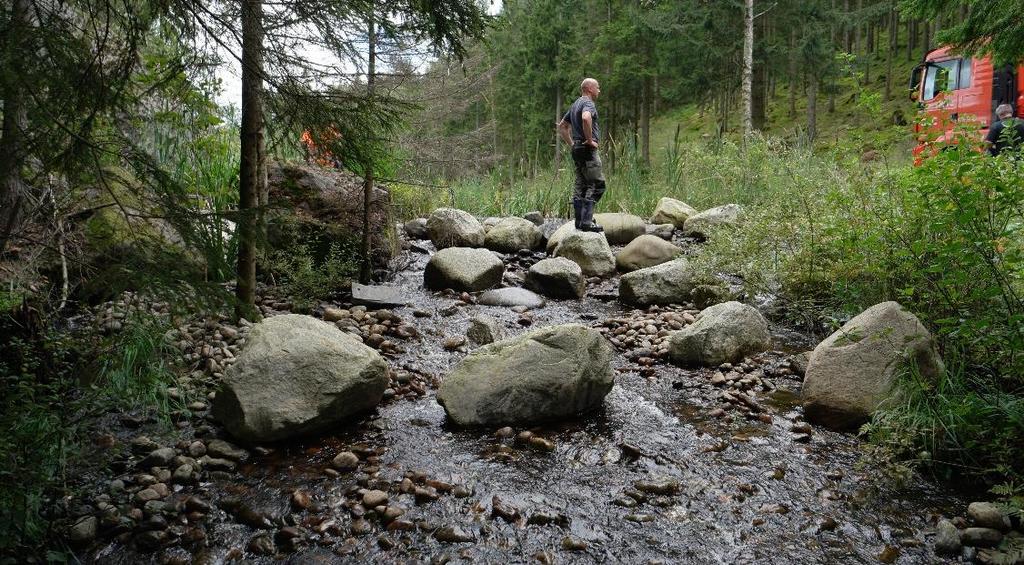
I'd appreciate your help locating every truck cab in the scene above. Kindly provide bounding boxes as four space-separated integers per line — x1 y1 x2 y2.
909 46 1024 160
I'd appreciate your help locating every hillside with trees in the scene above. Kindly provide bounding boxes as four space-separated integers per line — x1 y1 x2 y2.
2 0 1024 562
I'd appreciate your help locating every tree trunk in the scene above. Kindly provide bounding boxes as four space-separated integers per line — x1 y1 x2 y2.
788 30 797 119
359 9 376 284
907 19 915 61
554 83 562 172
885 2 896 101
653 74 660 115
490 75 498 158
807 75 818 143
752 8 766 131
236 0 265 320
631 95 639 156
844 0 852 52
640 75 651 167
741 0 754 137
867 17 874 54
854 0 861 56
923 21 930 55
0 0 31 257
608 100 616 174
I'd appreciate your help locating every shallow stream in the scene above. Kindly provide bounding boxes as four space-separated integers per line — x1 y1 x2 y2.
87 237 966 564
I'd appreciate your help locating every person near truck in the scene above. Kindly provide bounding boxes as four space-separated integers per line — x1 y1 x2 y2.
985 104 1024 156
557 78 605 232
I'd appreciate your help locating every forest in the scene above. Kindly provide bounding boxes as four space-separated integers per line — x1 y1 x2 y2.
2 0 1024 562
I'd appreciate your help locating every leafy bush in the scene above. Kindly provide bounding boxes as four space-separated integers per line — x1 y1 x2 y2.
864 360 1024 483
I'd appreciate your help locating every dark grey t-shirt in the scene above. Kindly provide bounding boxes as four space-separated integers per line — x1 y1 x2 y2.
563 96 600 145
986 117 1024 156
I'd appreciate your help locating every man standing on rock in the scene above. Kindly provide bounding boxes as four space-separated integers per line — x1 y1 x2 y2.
558 78 605 232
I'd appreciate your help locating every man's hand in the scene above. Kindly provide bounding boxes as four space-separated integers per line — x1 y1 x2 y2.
586 139 598 149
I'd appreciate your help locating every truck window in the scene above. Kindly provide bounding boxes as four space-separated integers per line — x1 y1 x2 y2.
958 59 972 89
923 60 959 100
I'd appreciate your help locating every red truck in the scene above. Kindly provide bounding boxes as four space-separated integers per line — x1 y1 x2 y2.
909 46 1024 160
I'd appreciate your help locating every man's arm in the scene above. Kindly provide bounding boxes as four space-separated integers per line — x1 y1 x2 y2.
985 123 1001 155
557 118 573 146
582 111 597 148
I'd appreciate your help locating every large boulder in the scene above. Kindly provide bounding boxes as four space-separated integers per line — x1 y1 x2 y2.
546 222 576 255
553 231 615 277
212 315 388 443
668 301 771 367
802 301 944 430
437 324 614 425
424 247 504 292
682 204 742 238
615 234 683 272
593 213 646 244
619 258 723 307
267 160 394 264
427 208 485 248
650 197 698 228
525 257 585 299
484 217 543 252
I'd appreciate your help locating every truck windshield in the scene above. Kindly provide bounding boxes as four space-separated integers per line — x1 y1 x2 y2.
923 60 959 100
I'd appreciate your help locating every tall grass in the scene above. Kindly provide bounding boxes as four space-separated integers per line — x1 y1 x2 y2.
865 358 1024 483
143 115 242 283
393 132 873 222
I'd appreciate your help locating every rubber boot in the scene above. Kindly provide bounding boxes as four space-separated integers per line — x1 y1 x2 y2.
580 199 604 232
572 197 584 229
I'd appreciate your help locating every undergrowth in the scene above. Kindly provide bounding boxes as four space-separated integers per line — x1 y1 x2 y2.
0 311 179 556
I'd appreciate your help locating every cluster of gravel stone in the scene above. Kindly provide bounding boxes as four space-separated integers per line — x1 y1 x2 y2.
595 305 697 373
933 502 1023 561
91 291 173 334
167 317 249 384
66 434 253 552
322 305 420 354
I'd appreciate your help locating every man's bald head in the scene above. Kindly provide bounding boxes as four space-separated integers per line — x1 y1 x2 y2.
580 78 601 99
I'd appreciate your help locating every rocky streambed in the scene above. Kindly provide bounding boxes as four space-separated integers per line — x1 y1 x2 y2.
66 219 994 564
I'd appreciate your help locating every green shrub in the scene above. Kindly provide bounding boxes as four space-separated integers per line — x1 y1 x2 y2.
265 241 360 310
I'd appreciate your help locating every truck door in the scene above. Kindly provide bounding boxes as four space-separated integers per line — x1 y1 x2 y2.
921 59 959 127
992 63 1018 121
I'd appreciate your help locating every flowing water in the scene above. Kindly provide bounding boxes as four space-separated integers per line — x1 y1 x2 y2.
86 238 966 564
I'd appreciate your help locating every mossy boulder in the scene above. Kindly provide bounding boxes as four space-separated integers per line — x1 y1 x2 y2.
437 324 614 425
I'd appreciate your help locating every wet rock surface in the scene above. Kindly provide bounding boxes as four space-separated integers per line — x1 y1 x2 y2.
423 247 504 292
525 256 586 299
615 234 683 272
69 225 973 564
437 324 614 425
552 231 615 277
